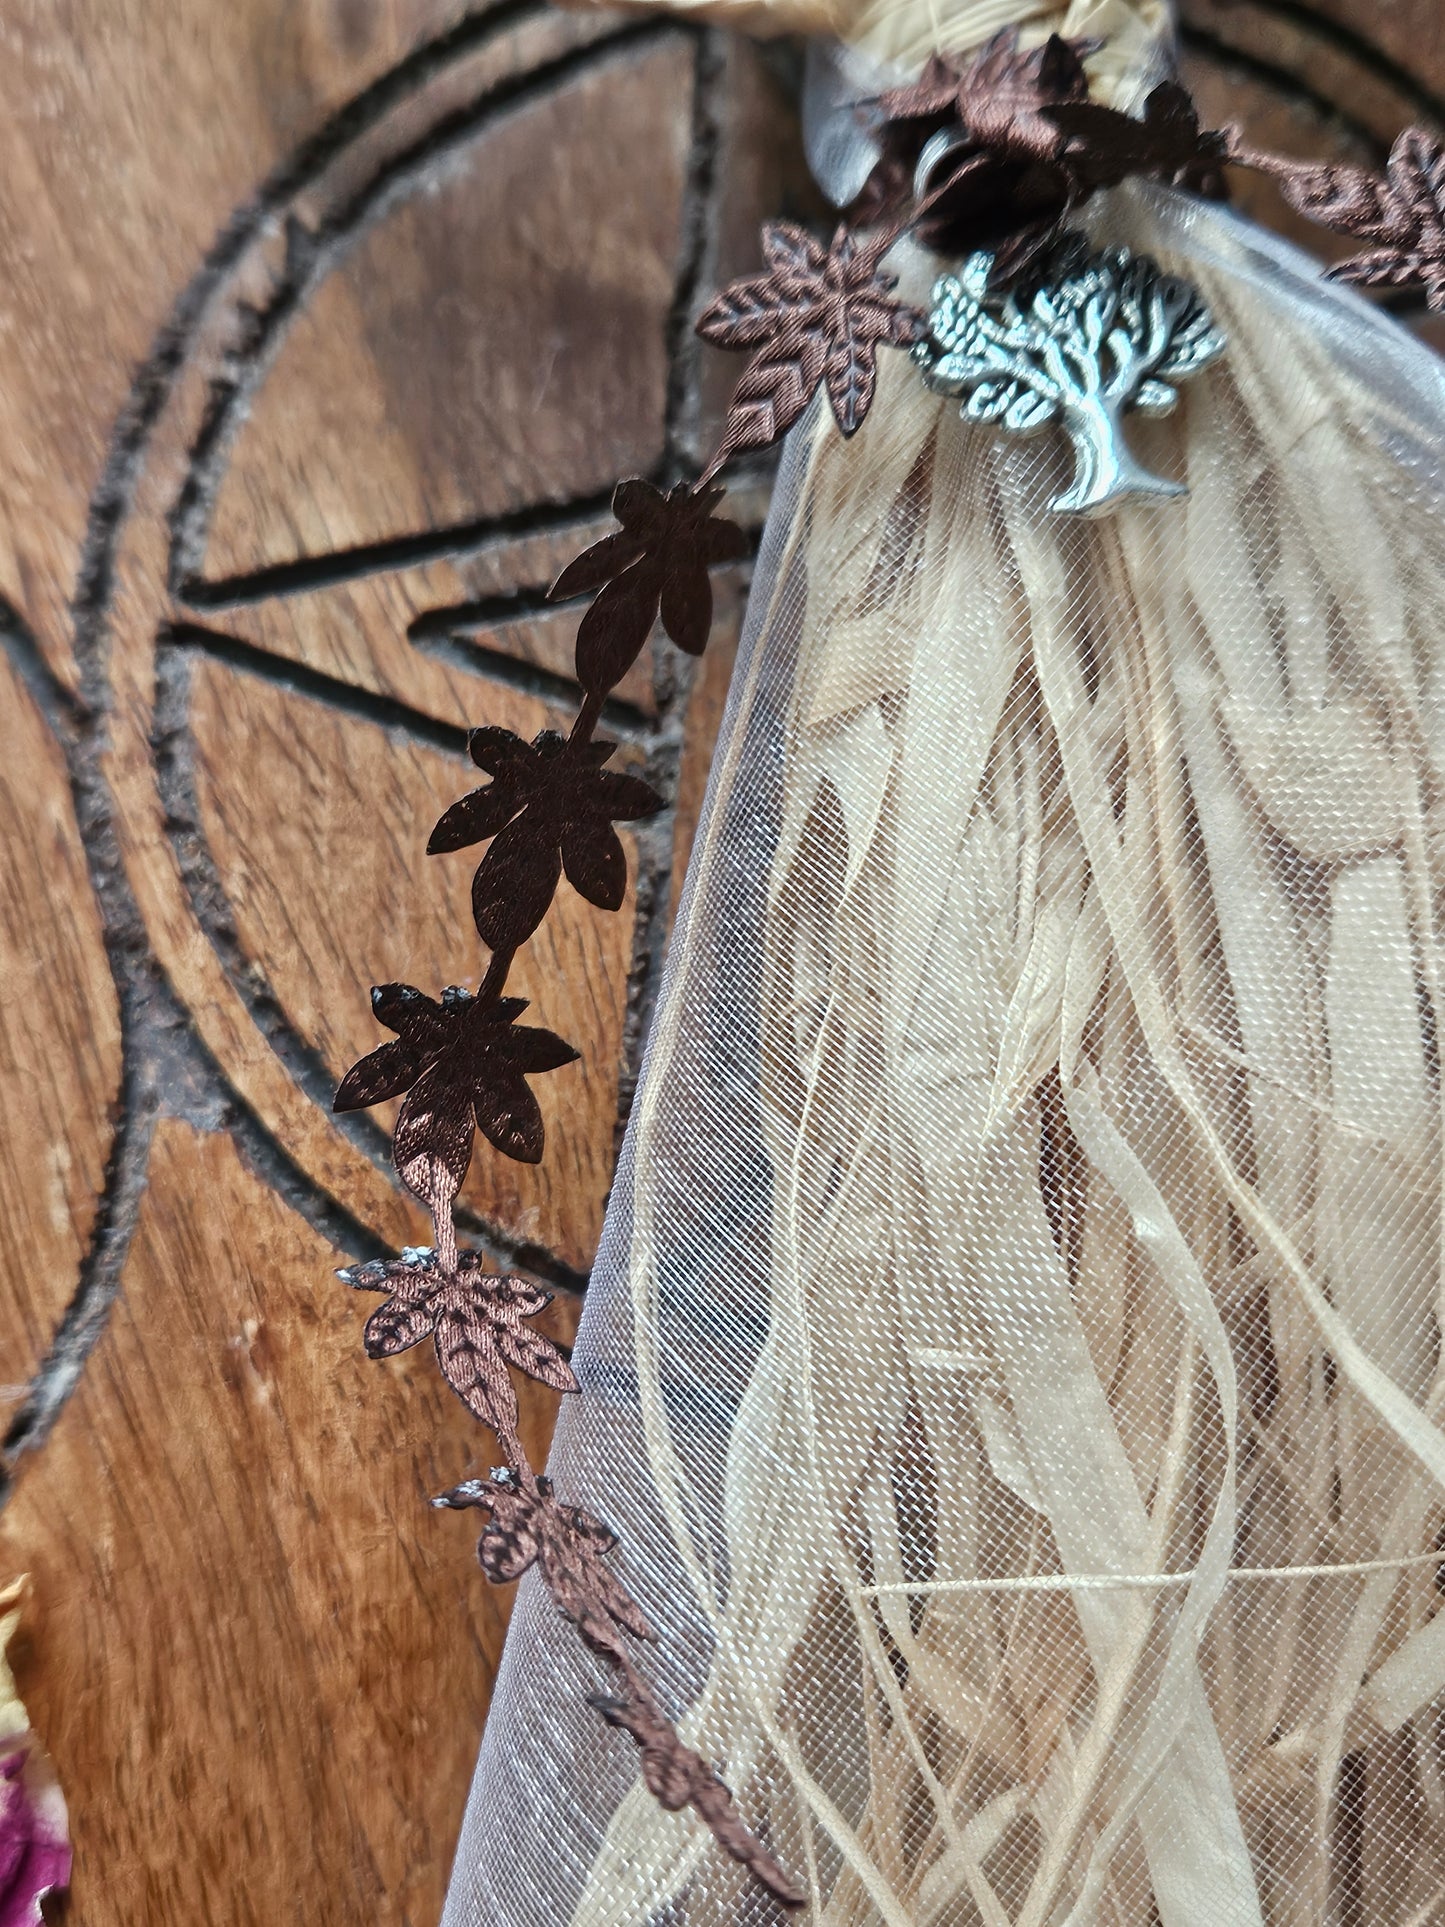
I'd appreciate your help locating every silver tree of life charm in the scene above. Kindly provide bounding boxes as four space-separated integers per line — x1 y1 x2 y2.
914 235 1226 515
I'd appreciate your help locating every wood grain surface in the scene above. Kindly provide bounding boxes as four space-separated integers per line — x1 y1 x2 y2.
0 4 1437 1923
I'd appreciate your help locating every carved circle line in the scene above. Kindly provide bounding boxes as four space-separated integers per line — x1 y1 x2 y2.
169 10 684 597
75 7 695 1290
58 0 1434 1395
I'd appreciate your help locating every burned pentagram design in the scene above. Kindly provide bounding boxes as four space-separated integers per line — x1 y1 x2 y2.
75 5 773 1297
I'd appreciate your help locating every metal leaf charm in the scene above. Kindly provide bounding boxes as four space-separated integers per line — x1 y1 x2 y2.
433 1471 656 1663
1246 126 1445 313
914 234 1225 515
589 1690 807 1909
696 223 928 463
339 1247 577 1434
333 983 580 1190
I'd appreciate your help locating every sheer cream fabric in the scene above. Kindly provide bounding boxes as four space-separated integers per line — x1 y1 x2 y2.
442 7 1445 1925
444 188 1445 1925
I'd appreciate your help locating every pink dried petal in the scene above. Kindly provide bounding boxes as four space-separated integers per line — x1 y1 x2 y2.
0 1745 70 1926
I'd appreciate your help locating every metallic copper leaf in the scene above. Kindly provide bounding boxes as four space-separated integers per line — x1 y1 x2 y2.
574 561 664 694
871 64 1231 266
548 527 648 601
551 479 748 691
426 727 536 856
470 814 563 951
346 1250 577 1428
1250 126 1445 313
338 1246 433 1291
590 1690 807 1908
434 1472 654 1654
434 1310 523 1432
393 1057 479 1200
874 50 969 132
426 781 522 857
1026 31 1098 112
502 1022 583 1075
439 1267 573 1413
559 812 628 913
429 729 663 948
332 1036 426 1111
1045 81 1233 195
468 725 537 777
696 224 927 458
1336 246 1445 310
864 29 1099 250
436 1476 542 1583
333 985 579 1184
363 1295 436 1359
473 1071 543 1165
591 1693 696 1807
709 337 827 463
691 1772 807 1910
825 291 887 433
493 1320 578 1395
1251 149 1399 241
878 29 1094 141
340 1247 436 1357
659 565 712 658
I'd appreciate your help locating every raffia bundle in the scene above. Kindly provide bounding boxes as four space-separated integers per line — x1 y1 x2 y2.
443 6 1445 1923
559 0 1170 97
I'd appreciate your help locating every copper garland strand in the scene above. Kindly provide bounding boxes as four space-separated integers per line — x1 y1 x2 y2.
331 37 1445 1914
334 465 812 1906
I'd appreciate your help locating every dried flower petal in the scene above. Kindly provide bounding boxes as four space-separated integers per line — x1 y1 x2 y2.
0 1585 69 1927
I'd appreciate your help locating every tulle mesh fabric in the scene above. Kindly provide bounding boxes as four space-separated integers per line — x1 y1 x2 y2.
443 186 1445 1926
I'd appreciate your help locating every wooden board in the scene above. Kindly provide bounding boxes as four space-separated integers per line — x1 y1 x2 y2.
0 5 1437 1921
1 1119 574 1927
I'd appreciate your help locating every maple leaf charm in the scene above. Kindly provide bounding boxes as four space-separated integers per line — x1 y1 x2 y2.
1046 81 1234 197
869 30 1099 266
696 224 927 462
878 30 1095 154
428 726 663 949
590 1692 807 1909
1252 126 1445 313
435 1472 655 1663
339 1247 578 1431
548 480 748 691
333 984 579 1206
882 28 1094 175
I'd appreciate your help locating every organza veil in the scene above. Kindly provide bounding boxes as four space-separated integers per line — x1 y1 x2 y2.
443 12 1445 1924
